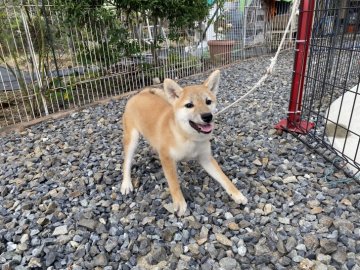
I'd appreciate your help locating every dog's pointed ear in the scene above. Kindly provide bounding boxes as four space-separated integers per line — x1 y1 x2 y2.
164 78 183 102
204 70 220 95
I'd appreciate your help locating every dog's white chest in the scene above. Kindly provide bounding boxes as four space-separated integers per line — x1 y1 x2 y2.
170 140 209 161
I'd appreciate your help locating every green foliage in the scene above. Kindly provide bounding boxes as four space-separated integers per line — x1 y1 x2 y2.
75 24 129 65
140 62 165 82
48 89 74 106
0 8 25 56
56 1 143 65
168 51 201 69
166 0 210 30
114 0 210 34
54 0 104 25
113 0 211 64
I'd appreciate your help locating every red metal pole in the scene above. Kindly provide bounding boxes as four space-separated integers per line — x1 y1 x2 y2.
275 0 315 133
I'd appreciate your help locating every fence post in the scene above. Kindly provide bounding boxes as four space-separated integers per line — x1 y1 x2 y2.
275 0 315 133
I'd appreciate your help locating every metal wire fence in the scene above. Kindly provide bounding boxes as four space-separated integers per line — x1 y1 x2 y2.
292 0 360 180
0 0 297 128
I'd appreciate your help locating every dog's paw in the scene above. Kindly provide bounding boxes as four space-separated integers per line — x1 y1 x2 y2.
232 191 248 205
173 199 187 217
120 180 133 195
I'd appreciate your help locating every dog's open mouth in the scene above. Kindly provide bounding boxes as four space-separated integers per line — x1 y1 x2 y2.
189 121 213 134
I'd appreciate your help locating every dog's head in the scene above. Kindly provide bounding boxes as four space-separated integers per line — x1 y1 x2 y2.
163 70 220 139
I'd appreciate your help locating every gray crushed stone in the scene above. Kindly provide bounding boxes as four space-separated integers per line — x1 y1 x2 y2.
1 52 360 269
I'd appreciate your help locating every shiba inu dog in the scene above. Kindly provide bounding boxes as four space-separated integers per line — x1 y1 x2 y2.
121 70 248 216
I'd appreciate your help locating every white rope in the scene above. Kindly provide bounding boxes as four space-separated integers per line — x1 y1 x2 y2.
216 0 300 116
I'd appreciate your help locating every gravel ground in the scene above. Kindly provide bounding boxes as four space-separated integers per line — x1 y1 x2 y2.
1 51 360 270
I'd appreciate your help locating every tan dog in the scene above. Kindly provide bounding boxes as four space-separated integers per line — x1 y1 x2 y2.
121 70 247 216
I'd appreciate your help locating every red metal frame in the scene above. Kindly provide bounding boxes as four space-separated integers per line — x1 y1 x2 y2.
275 0 316 134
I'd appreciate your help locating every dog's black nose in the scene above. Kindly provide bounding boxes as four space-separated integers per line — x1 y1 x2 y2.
201 113 213 123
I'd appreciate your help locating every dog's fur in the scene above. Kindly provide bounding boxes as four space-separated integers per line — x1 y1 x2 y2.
121 70 247 216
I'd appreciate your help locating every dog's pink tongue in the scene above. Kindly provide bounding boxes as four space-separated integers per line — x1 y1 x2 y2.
199 123 213 132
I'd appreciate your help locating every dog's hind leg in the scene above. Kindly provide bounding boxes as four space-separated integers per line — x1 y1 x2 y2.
121 119 140 195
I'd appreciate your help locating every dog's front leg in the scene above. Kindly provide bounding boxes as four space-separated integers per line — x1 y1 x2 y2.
159 152 187 216
199 156 248 205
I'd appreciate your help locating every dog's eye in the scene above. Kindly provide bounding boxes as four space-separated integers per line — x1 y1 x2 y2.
185 103 194 108
206 99 212 105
